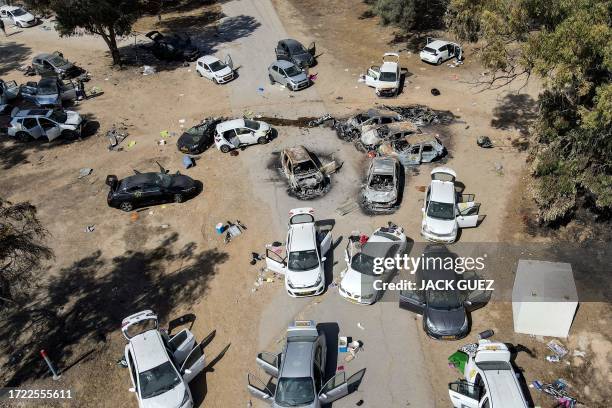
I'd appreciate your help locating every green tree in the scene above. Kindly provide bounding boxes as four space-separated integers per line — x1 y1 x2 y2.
371 0 449 30
447 0 612 223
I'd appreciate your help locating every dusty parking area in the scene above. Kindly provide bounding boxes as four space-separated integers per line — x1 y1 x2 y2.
1 0 610 407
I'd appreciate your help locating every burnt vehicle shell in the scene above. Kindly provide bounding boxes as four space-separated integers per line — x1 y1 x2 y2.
362 156 401 213
280 146 339 199
32 51 83 79
106 171 199 212
378 133 445 166
360 121 418 150
176 118 223 154
145 31 200 61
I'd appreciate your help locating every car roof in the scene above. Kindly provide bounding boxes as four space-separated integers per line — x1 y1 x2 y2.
273 60 296 69
380 61 398 72
371 157 396 173
216 118 246 133
426 40 448 49
283 145 311 163
289 223 316 251
282 341 314 378
281 38 303 49
34 53 53 60
365 108 400 118
0 5 21 11
129 330 170 372
198 55 220 64
481 369 528 408
38 77 57 86
14 108 52 118
121 172 159 187
430 179 455 203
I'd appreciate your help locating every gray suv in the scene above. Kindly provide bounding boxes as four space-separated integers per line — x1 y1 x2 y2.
247 320 365 407
268 60 311 91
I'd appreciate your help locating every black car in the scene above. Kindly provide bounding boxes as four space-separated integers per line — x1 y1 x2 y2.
145 31 200 62
398 244 490 340
274 39 316 70
176 118 221 154
106 167 199 211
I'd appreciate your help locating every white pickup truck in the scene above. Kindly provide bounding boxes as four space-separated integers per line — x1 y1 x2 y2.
449 340 530 408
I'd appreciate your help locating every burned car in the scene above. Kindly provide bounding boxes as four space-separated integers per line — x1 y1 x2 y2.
32 52 82 79
176 118 223 154
359 121 418 150
362 156 401 212
145 31 199 61
0 79 19 104
280 146 341 199
377 133 445 166
20 77 77 107
347 109 403 131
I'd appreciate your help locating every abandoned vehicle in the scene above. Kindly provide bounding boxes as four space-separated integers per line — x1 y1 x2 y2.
377 133 445 166
362 156 401 212
360 121 418 150
280 145 340 199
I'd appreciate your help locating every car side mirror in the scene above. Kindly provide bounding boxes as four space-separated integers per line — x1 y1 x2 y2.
128 388 135 393
184 369 192 375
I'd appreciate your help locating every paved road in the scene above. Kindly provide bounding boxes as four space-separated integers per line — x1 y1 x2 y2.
218 1 436 406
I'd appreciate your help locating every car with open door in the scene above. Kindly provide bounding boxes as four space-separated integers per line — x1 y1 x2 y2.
121 310 206 408
214 118 271 153
7 108 83 142
280 145 341 199
399 245 490 340
20 77 77 107
0 79 20 104
268 60 311 91
362 157 401 213
274 39 316 70
176 118 222 154
0 5 37 27
145 31 200 62
339 223 408 304
195 55 234 84
364 52 401 97
247 320 366 407
31 52 82 79
265 208 332 297
377 133 445 166
421 167 481 243
106 163 199 212
419 38 463 65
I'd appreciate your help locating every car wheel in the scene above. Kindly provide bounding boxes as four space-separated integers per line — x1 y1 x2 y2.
61 129 79 140
15 131 33 142
174 194 184 203
220 144 230 153
120 202 134 212
269 74 275 85
436 58 442 65
257 136 267 145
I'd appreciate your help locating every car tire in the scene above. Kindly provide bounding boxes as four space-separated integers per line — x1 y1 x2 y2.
15 131 33 142
269 74 275 85
120 202 134 212
61 129 79 140
257 136 267 144
220 144 230 153
174 194 184 203
436 58 442 65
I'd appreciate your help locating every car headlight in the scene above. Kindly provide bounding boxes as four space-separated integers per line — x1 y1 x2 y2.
181 389 190 406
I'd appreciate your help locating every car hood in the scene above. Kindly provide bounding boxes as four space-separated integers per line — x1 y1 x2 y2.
426 307 466 334
376 80 398 90
287 72 309 83
293 53 312 66
213 66 233 78
141 383 186 408
255 122 271 134
340 268 375 297
364 188 395 203
177 132 208 147
287 267 321 287
425 216 456 236
15 12 35 22
170 175 196 190
65 111 82 125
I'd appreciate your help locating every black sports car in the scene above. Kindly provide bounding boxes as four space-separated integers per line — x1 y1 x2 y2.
106 167 199 211
176 119 221 154
145 31 200 62
274 39 316 70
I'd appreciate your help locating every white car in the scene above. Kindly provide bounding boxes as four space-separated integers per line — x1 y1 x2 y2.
419 38 463 65
196 55 234 84
364 52 401 97
265 208 332 297
121 310 206 408
8 108 83 142
0 5 37 27
339 224 408 305
214 118 271 153
421 167 481 243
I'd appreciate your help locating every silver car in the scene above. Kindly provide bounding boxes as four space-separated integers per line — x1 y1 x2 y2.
362 156 401 212
32 51 81 79
247 320 365 407
268 60 311 91
20 77 77 107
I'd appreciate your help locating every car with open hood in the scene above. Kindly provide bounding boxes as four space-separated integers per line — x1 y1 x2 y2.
145 31 200 61
121 310 206 408
421 167 482 243
176 118 222 154
274 39 316 70
196 55 234 84
362 157 401 212
268 60 311 91
265 208 332 297
339 223 409 305
247 320 366 407
214 118 271 153
32 52 82 79
20 77 77 107
364 52 401 97
0 5 37 27
419 38 463 65
8 108 83 142
280 146 341 199
106 163 199 212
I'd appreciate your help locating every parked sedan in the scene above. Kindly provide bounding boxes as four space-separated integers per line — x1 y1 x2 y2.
145 31 199 61
195 55 234 84
106 166 199 211
214 118 271 153
176 118 221 154
0 5 37 27
399 245 490 340
274 39 316 70
268 60 311 91
20 77 77 107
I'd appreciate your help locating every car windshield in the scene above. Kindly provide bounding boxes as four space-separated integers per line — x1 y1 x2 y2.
244 119 261 130
155 173 173 188
424 47 436 54
476 361 512 371
427 201 455 220
208 60 226 72
284 65 301 77
49 55 68 67
426 284 461 309
139 361 181 399
288 250 319 271
369 174 394 191
49 110 67 123
379 71 397 82
275 377 315 407
38 81 57 95
12 8 27 16
350 252 376 275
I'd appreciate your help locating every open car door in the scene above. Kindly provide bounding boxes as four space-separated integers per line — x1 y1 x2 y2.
318 230 333 256
320 160 342 176
399 289 425 314
365 66 380 88
256 352 280 377
318 369 366 404
1 80 20 102
60 80 77 101
265 247 287 275
456 200 480 228
448 381 480 408
247 373 273 401
275 44 289 61
180 342 206 383
308 41 316 56
225 54 234 70
168 328 196 365
403 144 422 165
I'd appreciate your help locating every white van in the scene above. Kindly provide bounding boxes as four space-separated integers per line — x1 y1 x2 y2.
448 340 530 408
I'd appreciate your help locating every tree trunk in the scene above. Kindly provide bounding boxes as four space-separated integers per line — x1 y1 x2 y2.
95 23 122 66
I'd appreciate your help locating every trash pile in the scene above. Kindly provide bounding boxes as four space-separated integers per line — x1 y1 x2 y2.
532 379 577 407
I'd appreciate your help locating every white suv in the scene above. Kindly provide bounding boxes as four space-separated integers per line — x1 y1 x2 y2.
364 52 401 97
265 208 332 297
121 310 206 408
8 108 83 142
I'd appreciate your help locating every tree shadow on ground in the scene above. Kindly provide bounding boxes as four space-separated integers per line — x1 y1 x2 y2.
0 232 229 386
156 9 226 30
0 42 31 76
491 94 538 136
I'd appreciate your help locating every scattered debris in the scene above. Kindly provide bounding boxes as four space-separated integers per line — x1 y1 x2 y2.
278 146 341 199
494 162 504 175
431 88 440 96
357 322 365 330
532 379 577 407
78 168 93 179
142 65 156 76
182 155 194 169
84 225 95 233
547 340 568 359
336 199 359 216
224 220 247 244
477 136 493 148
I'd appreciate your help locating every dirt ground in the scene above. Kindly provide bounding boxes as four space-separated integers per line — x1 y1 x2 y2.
0 0 609 407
